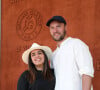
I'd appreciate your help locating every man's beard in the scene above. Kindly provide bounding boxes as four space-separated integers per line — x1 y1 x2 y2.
52 30 66 41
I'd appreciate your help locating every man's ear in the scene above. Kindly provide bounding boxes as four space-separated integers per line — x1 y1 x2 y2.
65 25 67 31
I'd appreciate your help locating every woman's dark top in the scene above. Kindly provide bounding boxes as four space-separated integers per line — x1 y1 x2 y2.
17 69 55 90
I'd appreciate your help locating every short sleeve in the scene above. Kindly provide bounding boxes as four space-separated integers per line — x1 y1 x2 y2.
17 70 29 90
74 39 94 77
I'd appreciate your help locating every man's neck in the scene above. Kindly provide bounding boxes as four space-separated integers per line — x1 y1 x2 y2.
57 36 68 47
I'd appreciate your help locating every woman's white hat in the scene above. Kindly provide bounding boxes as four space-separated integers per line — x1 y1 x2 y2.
22 43 52 64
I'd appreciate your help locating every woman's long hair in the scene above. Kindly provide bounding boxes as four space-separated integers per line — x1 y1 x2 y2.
27 49 54 83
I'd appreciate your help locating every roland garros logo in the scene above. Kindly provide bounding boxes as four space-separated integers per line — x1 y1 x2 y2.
16 9 42 41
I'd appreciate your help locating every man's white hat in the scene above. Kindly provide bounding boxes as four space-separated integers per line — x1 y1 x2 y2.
22 43 52 64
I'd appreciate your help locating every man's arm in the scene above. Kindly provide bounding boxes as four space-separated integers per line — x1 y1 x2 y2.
82 74 92 90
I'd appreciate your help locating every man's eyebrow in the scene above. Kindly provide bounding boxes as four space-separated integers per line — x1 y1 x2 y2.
56 24 61 26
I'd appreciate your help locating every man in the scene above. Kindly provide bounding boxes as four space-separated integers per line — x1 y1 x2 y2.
46 16 94 90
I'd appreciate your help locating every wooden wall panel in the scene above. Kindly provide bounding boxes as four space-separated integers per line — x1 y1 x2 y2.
1 0 100 90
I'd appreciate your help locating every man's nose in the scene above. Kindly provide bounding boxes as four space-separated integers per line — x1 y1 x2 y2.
54 27 58 32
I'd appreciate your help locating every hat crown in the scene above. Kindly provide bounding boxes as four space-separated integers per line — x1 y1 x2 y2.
53 16 64 19
46 15 66 26
31 43 40 48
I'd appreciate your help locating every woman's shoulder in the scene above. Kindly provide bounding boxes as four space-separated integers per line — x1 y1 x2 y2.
50 69 55 76
20 70 29 77
50 69 54 73
18 70 29 82
17 70 29 90
22 70 29 75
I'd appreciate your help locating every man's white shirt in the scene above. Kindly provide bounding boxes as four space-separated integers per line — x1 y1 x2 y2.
50 37 94 90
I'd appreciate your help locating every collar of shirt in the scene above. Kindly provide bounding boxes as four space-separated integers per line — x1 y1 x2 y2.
57 37 72 48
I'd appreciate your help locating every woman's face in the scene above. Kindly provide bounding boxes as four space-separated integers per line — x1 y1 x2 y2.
31 49 45 70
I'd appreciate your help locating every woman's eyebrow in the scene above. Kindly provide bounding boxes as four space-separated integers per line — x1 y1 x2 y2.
38 50 42 53
31 52 35 55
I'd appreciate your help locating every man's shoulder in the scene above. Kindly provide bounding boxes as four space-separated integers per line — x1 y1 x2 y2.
62 37 89 50
67 37 82 42
67 37 87 45
69 37 89 49
52 37 88 53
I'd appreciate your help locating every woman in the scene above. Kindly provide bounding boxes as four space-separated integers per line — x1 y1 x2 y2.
17 43 55 90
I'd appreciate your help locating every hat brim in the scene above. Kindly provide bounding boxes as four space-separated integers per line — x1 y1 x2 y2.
22 46 52 64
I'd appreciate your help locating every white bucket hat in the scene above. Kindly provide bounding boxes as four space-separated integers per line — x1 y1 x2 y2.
22 43 52 64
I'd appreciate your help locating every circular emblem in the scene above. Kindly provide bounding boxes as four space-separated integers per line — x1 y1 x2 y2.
16 9 42 41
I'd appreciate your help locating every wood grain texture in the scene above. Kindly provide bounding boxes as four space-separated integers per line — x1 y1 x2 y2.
1 0 100 90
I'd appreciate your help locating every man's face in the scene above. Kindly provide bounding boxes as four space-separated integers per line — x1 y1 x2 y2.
49 21 66 41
